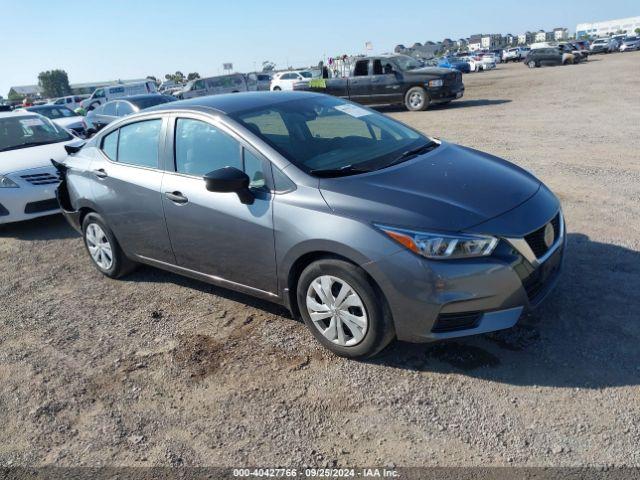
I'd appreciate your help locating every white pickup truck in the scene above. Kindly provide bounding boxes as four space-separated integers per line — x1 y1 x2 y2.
502 47 530 62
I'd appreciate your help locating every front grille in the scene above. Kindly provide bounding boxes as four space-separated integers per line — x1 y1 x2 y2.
24 198 59 214
523 275 546 302
20 172 60 185
0 203 8 216
444 71 462 86
432 311 482 333
524 213 561 258
521 247 563 304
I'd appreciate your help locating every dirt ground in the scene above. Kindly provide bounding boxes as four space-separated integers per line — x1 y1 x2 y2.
1 52 639 469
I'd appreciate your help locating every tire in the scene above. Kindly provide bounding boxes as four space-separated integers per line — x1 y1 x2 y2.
404 86 429 111
296 259 395 358
528 60 538 69
82 212 136 279
272 86 281 91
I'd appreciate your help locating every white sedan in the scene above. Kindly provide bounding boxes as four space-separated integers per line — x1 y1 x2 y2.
0 110 77 224
270 70 313 91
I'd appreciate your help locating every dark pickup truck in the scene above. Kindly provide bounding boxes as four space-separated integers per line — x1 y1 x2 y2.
293 55 464 111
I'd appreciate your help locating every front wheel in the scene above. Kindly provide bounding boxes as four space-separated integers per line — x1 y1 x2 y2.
272 86 281 91
296 259 395 358
82 213 136 278
528 60 538 68
404 86 430 111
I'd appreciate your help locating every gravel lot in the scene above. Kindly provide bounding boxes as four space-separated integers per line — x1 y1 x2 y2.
1 52 639 469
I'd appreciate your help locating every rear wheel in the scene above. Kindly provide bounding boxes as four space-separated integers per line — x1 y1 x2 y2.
528 60 538 68
82 213 136 278
296 259 395 358
272 86 281 91
404 86 429 111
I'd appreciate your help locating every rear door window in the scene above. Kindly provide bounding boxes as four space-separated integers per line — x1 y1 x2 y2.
102 102 117 116
117 102 134 117
117 119 162 168
101 130 119 161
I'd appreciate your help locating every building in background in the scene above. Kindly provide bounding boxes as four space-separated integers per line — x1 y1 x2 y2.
553 27 569 41
576 16 640 38
7 85 42 100
535 30 547 42
455 38 469 50
468 34 483 51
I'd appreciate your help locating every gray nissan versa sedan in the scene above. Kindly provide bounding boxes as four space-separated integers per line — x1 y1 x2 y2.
54 91 565 358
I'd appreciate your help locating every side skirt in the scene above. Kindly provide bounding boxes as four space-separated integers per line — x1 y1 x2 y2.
135 255 283 304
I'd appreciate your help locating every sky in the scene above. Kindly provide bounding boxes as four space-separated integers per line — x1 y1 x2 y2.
1 0 638 98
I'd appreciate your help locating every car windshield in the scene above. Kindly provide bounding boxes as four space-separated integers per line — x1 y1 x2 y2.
230 96 433 176
0 115 71 152
27 106 77 119
129 96 174 110
393 55 423 71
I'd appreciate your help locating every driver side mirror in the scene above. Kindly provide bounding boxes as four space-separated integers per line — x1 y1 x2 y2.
203 167 254 205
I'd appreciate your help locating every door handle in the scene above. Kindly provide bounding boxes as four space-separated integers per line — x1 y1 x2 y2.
93 168 108 179
165 191 188 204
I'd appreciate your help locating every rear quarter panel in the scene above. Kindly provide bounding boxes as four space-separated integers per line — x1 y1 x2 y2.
63 147 98 212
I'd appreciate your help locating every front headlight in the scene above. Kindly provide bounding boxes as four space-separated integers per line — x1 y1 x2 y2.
377 225 498 260
428 79 444 87
0 175 19 188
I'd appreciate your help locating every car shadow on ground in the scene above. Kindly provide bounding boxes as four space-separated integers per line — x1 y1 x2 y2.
122 265 293 319
0 214 79 241
370 233 640 389
375 99 511 113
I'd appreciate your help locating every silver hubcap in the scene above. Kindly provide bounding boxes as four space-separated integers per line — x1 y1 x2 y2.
85 223 113 270
408 91 424 109
306 275 368 347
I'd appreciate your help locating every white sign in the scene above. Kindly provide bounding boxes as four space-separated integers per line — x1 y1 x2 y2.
20 118 45 127
365 41 373 51
334 104 371 118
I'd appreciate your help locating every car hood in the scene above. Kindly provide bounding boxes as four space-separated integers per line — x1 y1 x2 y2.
319 141 541 233
52 116 84 128
405 67 453 76
0 140 74 175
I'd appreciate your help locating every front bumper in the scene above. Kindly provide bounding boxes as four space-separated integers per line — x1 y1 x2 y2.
0 168 60 224
428 84 464 103
364 211 565 343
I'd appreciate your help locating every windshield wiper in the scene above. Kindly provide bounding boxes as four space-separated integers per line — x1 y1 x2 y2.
385 141 439 168
309 164 371 178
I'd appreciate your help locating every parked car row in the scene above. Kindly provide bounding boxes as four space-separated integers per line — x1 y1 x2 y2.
523 42 593 69
589 35 640 53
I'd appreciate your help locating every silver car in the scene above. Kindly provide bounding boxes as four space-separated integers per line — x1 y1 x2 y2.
55 92 565 358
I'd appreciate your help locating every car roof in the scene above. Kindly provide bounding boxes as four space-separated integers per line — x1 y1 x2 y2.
105 94 170 104
146 91 323 115
0 110 43 119
27 104 72 110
